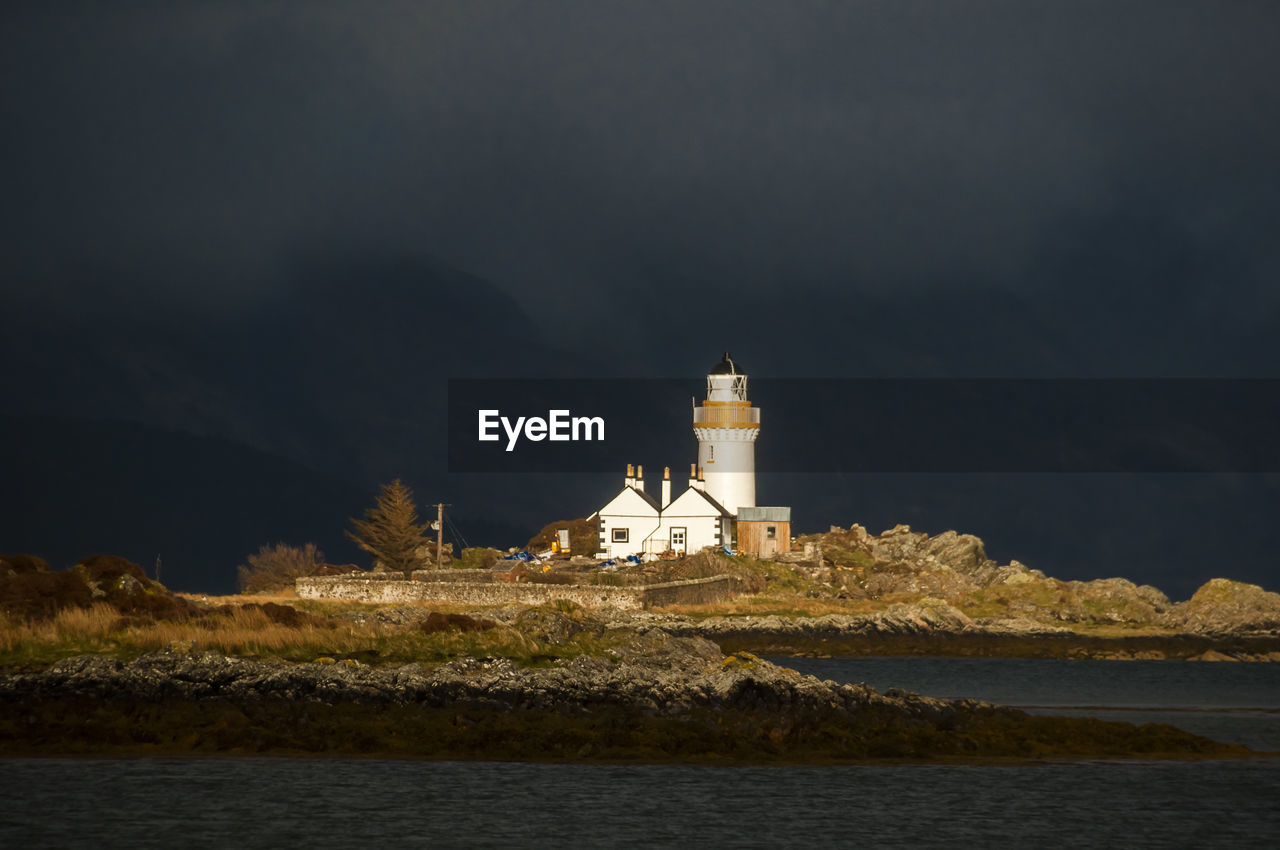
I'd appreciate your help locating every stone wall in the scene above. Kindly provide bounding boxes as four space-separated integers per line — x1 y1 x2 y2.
639 576 737 608
409 569 496 583
296 573 737 609
295 576 433 604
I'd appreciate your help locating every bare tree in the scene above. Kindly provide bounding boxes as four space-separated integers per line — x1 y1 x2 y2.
346 479 430 575
236 542 325 593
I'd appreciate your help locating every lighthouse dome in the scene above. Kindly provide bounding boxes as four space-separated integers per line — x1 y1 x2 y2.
709 352 744 375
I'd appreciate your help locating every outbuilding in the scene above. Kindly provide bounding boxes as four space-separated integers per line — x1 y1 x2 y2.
735 506 792 558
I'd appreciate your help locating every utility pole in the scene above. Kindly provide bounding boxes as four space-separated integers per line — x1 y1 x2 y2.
436 503 444 570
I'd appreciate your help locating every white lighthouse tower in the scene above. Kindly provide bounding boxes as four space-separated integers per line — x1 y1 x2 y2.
693 352 759 515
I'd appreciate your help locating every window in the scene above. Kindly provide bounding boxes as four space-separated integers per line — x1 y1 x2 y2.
671 527 686 548
708 445 715 462
612 528 629 543
766 525 776 539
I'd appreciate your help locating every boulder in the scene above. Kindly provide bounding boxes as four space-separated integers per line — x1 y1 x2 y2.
1165 578 1280 635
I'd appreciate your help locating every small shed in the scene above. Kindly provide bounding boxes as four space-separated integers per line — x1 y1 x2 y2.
736 506 792 558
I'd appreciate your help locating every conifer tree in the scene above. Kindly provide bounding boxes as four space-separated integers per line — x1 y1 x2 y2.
346 479 430 574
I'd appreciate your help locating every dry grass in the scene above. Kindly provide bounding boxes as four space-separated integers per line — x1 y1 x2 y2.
0 603 353 665
178 590 299 603
139 607 344 654
0 599 628 671
0 602 120 651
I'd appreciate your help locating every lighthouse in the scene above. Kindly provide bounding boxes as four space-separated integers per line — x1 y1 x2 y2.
693 352 759 515
594 352 787 559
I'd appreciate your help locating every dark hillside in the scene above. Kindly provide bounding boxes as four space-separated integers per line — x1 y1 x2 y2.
0 416 368 594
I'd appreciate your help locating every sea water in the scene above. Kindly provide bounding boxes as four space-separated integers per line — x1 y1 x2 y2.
774 656 1280 752
3 659 1278 849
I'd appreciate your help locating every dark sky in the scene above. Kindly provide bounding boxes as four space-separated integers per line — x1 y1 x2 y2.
3 2 1279 595
6 1 1278 354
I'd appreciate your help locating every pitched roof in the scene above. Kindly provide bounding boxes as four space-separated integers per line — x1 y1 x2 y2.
692 487 734 517
598 484 661 516
632 486 662 511
663 485 733 518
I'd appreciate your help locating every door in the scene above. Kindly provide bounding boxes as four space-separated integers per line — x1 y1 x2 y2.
670 527 687 554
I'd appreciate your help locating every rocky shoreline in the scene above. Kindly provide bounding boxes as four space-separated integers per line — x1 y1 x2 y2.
0 631 1260 763
317 525 1280 661
416 600 1280 661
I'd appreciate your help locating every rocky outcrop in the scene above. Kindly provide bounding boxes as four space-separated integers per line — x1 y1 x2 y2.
1164 579 1280 635
814 524 1027 598
584 604 1280 660
0 636 928 718
0 634 1247 761
595 599 1070 644
772 523 1280 639
970 575 1173 626
802 525 1192 629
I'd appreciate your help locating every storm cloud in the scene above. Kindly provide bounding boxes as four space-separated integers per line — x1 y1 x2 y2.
3 3 1279 593
5 2 1278 359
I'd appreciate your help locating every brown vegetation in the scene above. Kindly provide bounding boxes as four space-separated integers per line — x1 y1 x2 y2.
0 554 196 622
0 602 340 669
0 591 630 671
236 543 327 593
0 564 92 621
0 554 51 575
421 612 497 633
205 601 329 629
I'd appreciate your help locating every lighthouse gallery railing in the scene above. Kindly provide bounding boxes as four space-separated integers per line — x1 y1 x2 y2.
692 406 761 427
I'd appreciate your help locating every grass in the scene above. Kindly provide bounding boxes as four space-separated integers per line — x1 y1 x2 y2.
0 601 632 672
949 582 1172 630
819 544 876 570
3 561 1256 673
0 603 342 669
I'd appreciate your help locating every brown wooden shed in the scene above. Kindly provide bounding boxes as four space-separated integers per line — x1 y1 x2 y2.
736 506 792 558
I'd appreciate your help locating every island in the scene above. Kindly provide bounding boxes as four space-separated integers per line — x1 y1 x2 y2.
3 524 1279 763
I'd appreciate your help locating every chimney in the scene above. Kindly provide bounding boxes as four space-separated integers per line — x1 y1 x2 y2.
695 466 706 491
688 463 698 491
625 463 635 489
635 464 645 494
661 466 671 508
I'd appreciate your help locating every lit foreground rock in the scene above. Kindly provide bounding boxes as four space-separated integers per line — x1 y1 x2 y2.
591 603 1280 660
0 632 1258 763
